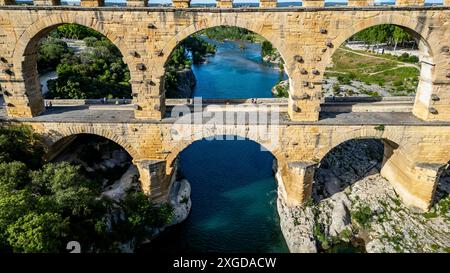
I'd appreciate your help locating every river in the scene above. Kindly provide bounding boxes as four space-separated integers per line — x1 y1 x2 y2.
191 38 283 99
141 38 289 253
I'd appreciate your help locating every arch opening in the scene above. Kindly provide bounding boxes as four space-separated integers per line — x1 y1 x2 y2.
142 135 289 253
163 26 289 101
48 134 138 189
432 163 449 210
313 138 392 202
323 24 431 104
20 23 131 112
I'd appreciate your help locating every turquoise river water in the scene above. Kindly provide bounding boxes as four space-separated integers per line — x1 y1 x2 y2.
142 38 289 253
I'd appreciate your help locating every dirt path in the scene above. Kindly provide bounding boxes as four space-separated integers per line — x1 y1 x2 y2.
338 47 420 69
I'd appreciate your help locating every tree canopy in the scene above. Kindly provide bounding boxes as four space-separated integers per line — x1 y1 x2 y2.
0 124 174 253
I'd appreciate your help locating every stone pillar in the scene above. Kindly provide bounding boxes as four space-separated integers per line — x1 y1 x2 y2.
445 0 450 6
216 0 232 8
127 0 148 6
413 61 450 122
80 0 104 7
33 0 60 5
380 141 442 211
396 0 424 6
301 0 324 7
260 0 277 8
0 0 16 5
172 0 190 8
277 161 317 207
135 159 174 203
347 0 373 6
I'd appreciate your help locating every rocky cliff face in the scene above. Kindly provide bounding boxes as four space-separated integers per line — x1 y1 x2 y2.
166 68 197 98
277 139 449 253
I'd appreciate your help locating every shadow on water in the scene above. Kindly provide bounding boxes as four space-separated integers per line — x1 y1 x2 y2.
138 138 289 253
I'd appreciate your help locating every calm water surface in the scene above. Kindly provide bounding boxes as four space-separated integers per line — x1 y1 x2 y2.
143 38 289 253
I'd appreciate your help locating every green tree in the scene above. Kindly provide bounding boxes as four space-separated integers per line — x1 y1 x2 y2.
6 212 67 253
37 37 71 73
0 125 44 169
30 163 100 216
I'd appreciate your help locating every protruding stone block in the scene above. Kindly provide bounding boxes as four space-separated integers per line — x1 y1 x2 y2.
396 0 424 6
347 0 373 6
260 0 277 8
127 0 148 7
80 0 104 7
301 0 324 7
0 0 16 5
173 0 190 8
288 96 320 121
216 0 232 8
33 0 60 5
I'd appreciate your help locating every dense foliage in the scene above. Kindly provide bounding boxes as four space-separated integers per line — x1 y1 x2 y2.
350 24 416 50
37 24 131 99
0 124 174 253
200 26 260 42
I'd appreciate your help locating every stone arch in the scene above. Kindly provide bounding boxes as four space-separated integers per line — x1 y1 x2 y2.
316 127 403 161
45 126 139 160
159 19 290 73
327 14 435 62
165 128 282 174
11 14 136 116
313 134 401 202
152 18 292 106
321 14 445 121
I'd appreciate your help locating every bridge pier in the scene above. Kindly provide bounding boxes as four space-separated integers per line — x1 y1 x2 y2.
380 141 444 211
277 161 317 207
134 159 174 203
413 61 450 122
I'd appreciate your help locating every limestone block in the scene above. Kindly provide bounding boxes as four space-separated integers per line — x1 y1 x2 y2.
396 0 424 6
127 0 147 7
260 0 277 8
216 0 232 8
173 0 190 8
347 0 373 6
33 0 60 5
302 0 324 7
80 0 104 7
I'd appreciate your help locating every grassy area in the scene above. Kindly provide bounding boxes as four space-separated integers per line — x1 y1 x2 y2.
325 46 420 96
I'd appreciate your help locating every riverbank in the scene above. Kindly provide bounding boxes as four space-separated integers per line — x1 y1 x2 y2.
53 135 192 252
275 140 449 253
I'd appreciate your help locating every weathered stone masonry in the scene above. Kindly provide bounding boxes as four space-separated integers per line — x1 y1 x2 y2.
0 4 449 212
0 5 449 122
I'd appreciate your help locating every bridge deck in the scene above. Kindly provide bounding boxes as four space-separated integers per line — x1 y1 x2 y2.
1 103 449 126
